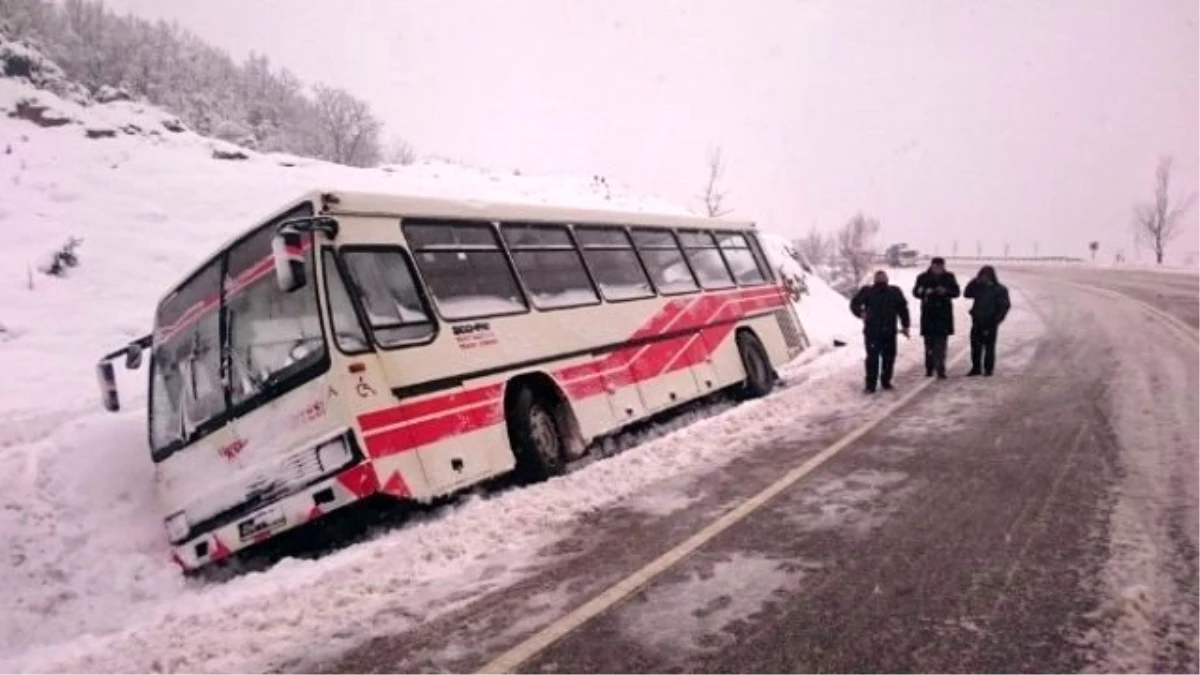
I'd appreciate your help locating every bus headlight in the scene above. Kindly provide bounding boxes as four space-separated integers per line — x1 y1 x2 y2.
165 511 189 544
315 436 353 473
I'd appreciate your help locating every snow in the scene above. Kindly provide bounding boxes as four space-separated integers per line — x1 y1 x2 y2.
0 59 1017 673
619 553 802 655
1075 295 1199 673
759 232 861 350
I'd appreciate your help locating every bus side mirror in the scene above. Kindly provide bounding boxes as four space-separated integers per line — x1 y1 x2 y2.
272 229 307 293
97 360 120 412
125 341 144 369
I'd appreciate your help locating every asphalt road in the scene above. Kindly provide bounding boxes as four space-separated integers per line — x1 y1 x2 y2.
317 268 1198 674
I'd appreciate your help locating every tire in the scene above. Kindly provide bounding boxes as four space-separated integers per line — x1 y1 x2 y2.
508 387 566 483
736 331 775 399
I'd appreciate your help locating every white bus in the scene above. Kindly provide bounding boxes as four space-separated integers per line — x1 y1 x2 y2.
97 191 809 572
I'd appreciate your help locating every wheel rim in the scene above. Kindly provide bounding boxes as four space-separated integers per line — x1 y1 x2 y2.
529 405 560 468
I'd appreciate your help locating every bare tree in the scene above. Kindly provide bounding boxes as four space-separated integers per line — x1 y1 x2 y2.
308 84 382 167
1133 155 1197 265
384 136 417 166
795 226 833 269
1088 241 1099 261
700 146 730 217
835 212 881 286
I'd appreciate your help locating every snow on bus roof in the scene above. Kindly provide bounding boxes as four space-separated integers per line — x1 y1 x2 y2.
320 189 758 231
157 189 760 310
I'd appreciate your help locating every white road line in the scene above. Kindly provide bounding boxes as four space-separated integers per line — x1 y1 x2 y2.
475 348 969 674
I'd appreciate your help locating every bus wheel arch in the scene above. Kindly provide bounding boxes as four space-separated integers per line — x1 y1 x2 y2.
503 372 584 482
734 327 776 399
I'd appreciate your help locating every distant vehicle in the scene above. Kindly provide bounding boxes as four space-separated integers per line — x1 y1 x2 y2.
95 191 810 573
885 243 920 268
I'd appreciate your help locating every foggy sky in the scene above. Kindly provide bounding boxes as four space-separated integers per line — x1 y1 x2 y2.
102 0 1199 262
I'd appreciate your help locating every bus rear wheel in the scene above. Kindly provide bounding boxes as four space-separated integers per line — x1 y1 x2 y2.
736 331 775 399
509 387 566 483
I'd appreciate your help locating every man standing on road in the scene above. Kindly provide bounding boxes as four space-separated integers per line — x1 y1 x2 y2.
963 265 1011 376
850 270 911 393
912 257 960 379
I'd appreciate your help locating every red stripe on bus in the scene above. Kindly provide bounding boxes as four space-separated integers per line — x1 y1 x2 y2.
155 242 313 342
561 372 610 399
553 299 689 383
335 462 381 498
359 383 503 433
364 401 504 458
356 285 792 454
562 288 778 402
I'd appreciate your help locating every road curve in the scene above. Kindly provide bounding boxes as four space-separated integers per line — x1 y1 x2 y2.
316 268 1198 674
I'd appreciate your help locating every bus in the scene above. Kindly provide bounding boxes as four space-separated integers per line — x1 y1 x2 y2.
96 191 810 572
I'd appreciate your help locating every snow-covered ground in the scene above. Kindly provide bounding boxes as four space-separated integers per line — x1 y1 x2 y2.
759 233 860 352
0 65 913 672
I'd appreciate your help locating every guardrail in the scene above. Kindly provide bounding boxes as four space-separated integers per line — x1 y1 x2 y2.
875 255 1086 265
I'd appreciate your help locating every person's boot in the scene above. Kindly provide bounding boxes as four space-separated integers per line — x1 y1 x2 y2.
936 369 947 379
967 369 982 376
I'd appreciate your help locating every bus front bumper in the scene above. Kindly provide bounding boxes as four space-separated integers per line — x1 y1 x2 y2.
168 462 381 572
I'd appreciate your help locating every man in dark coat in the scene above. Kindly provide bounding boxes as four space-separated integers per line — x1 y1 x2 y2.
850 269 911 393
963 265 1011 376
912 257 960 379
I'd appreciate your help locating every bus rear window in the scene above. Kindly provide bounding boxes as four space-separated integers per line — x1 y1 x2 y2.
404 220 528 320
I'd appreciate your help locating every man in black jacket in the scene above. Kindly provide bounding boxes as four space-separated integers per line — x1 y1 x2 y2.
963 265 1011 376
850 270 911 393
912 257 960 379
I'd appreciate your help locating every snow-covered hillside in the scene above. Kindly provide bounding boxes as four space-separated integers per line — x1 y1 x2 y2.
0 40 893 673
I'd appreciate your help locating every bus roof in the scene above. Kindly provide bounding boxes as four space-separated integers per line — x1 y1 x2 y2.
156 189 760 310
319 190 757 231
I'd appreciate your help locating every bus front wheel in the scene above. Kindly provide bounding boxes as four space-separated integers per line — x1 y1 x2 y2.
736 331 775 399
509 387 566 483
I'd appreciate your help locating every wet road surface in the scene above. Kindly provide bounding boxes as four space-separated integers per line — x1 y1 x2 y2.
316 268 1198 674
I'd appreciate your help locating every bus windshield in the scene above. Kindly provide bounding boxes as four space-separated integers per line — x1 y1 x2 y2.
148 203 326 459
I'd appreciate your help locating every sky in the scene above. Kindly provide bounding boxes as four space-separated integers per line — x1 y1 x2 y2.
101 0 1199 263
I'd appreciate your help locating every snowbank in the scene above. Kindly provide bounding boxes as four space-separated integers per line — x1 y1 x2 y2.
758 232 860 350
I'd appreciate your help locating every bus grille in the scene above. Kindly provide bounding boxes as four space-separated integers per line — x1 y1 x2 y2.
184 433 359 541
774 308 809 352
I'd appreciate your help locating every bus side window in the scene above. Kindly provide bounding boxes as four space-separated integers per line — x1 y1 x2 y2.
403 220 528 320
500 223 600 310
630 228 699 295
321 251 372 353
574 226 655 301
716 232 769 285
677 230 736 289
339 249 435 347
